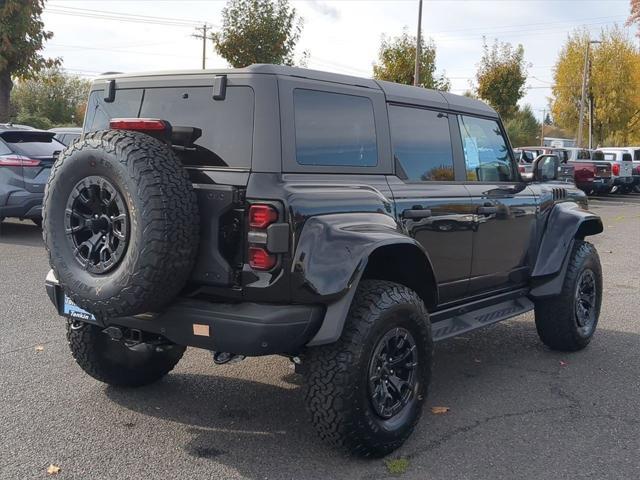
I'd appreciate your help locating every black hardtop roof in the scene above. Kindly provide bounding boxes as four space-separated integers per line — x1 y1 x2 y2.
95 64 498 118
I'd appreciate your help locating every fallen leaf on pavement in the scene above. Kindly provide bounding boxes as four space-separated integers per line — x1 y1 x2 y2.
559 360 568 366
46 464 61 475
35 345 44 352
474 358 481 363
431 406 450 414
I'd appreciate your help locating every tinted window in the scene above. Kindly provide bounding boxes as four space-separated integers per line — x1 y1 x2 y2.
592 151 604 160
389 105 453 181
0 132 64 157
85 86 254 169
577 150 591 160
85 89 143 131
458 115 515 182
294 89 377 167
634 150 640 161
140 86 254 169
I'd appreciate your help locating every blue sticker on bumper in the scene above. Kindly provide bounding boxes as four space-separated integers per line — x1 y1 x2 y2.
63 296 96 322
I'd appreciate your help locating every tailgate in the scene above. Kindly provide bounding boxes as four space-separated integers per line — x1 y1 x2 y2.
594 162 611 178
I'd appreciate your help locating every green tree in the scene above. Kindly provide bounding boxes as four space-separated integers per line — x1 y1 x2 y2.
551 27 640 145
475 39 527 119
504 105 540 147
373 30 450 91
212 0 304 68
0 0 58 122
11 67 91 126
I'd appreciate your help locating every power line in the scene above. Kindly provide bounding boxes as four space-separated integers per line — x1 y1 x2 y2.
46 6 216 28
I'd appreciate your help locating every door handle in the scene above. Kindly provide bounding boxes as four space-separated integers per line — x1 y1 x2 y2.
402 208 432 219
477 206 498 215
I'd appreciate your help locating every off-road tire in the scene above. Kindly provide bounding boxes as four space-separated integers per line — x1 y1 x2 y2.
304 280 432 457
67 321 186 387
535 240 602 351
43 130 199 317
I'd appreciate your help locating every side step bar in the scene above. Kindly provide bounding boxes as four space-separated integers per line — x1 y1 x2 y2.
431 295 534 342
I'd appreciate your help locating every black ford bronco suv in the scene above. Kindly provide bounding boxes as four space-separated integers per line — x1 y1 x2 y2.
43 65 603 457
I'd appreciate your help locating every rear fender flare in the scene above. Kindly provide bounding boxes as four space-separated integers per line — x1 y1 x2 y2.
293 212 437 346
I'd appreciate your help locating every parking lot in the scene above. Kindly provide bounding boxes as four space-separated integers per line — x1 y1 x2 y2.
1 193 639 480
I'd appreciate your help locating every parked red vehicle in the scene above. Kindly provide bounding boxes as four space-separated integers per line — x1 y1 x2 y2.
572 158 613 195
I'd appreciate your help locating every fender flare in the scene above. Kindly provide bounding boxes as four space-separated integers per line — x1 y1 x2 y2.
529 202 603 298
294 212 437 346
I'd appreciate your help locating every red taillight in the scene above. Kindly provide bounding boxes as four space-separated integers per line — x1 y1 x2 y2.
0 156 41 167
248 247 277 270
109 118 168 131
612 163 620 176
249 204 278 229
518 165 525 173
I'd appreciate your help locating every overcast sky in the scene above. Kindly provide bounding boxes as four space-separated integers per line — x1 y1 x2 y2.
41 0 635 121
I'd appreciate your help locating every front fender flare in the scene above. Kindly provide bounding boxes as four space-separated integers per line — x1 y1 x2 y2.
530 202 603 297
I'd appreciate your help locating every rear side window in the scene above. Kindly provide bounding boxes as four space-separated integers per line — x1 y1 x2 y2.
0 132 63 157
293 89 377 167
388 105 454 181
0 140 11 155
634 150 640 161
622 153 632 162
577 150 591 160
458 115 515 182
85 86 254 169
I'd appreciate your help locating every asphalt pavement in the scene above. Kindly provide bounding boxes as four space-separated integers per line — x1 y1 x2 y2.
1 193 639 480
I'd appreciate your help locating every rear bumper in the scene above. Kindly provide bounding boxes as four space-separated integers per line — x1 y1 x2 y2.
613 176 634 186
0 190 43 218
575 177 613 192
45 271 325 356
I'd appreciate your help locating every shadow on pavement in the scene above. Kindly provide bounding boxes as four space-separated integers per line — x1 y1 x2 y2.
0 220 43 247
104 319 640 479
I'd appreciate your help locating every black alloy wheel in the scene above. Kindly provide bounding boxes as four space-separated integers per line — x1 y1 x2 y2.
368 327 419 419
574 268 597 334
64 175 129 274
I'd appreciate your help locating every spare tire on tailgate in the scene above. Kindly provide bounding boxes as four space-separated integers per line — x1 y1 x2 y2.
43 130 199 318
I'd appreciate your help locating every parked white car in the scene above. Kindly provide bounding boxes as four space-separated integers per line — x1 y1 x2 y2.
595 149 635 193
604 147 640 192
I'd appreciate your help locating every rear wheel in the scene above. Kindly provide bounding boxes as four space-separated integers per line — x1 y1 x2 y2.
67 321 185 387
304 280 432 457
534 240 602 351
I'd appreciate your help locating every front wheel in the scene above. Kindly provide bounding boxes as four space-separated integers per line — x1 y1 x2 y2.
304 280 432 457
534 240 602 351
67 321 186 387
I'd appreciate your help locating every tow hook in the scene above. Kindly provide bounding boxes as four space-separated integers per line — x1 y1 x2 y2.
212 351 246 365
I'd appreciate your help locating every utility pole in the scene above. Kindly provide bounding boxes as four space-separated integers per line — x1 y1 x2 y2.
413 0 423 87
540 108 545 146
577 39 601 148
588 96 594 149
193 23 210 70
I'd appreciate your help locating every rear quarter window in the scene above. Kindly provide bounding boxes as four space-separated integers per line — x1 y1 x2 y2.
84 85 254 169
293 89 377 167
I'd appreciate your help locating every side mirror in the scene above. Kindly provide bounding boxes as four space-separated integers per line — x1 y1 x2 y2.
533 154 560 182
